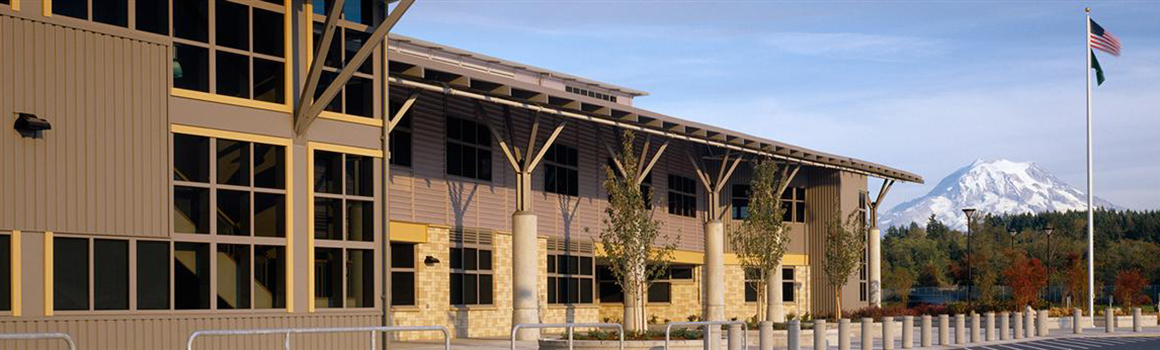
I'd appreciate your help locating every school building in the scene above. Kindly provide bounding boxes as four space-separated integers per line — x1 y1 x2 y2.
0 0 922 348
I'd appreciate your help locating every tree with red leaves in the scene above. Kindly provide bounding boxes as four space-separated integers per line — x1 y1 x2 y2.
1114 269 1150 309
1003 251 1047 308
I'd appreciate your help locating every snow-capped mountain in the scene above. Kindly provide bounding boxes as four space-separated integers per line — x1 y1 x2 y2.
881 159 1119 230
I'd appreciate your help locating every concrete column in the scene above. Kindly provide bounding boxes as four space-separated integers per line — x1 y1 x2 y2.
869 228 882 307
703 221 726 323
1013 312 1023 339
999 312 1009 340
954 314 965 344
970 313 980 343
1074 309 1082 334
839 318 852 350
728 323 743 350
1134 308 1142 332
1025 309 1035 338
788 320 801 350
814 319 827 350
985 312 995 341
938 315 950 345
1038 310 1049 336
769 263 785 322
1106 308 1114 333
511 211 539 340
920 315 932 347
759 321 773 350
861 318 873 350
901 316 913 349
882 317 894 350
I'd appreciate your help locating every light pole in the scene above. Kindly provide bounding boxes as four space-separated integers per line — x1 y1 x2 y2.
963 208 977 310
1044 225 1055 272
1009 228 1017 250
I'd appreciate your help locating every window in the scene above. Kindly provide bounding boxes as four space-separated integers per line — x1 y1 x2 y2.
94 239 129 310
565 85 618 103
647 282 671 303
744 267 795 302
52 237 130 311
172 0 287 104
311 0 382 26
858 191 868 302
783 268 795 302
781 187 807 223
449 232 493 306
732 184 750 220
388 101 413 167
0 234 9 312
596 264 689 304
544 145 579 196
547 253 594 304
313 150 377 309
445 117 493 181
667 175 697 217
390 243 416 306
607 158 653 209
596 265 621 303
53 0 128 27
137 241 171 310
136 0 170 35
54 237 89 311
310 22 377 117
172 133 288 310
744 268 761 303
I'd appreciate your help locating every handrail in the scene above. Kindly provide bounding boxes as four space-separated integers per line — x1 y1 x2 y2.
510 323 625 350
0 332 77 350
186 325 450 350
663 320 748 350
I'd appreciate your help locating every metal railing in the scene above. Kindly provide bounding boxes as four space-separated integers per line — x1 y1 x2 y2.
186 325 450 350
663 320 747 350
510 323 624 350
0 332 77 350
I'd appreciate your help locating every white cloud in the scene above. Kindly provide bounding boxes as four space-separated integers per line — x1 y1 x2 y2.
764 32 952 62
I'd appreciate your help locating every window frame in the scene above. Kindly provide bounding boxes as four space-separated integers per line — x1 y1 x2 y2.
546 251 594 305
781 186 807 224
0 232 11 314
310 148 379 310
308 5 381 120
388 100 413 168
444 116 494 182
48 235 180 315
389 242 416 307
544 144 579 196
667 174 697 218
448 231 494 307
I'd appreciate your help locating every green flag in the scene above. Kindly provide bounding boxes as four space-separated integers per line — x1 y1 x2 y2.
1091 50 1105 85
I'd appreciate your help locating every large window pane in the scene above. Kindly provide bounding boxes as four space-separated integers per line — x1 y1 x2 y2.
391 271 414 306
136 0 169 35
347 249 373 307
344 29 372 74
479 274 493 305
253 144 285 189
0 235 9 311
314 248 342 307
254 245 285 308
254 193 285 237
312 22 343 69
174 186 210 234
93 0 129 26
174 44 209 92
314 198 342 240
174 134 209 182
314 151 342 194
173 0 209 43
217 244 251 309
137 241 170 310
346 200 373 242
217 139 251 185
345 76 373 117
217 189 251 235
175 242 210 309
53 0 87 20
215 0 249 50
345 155 373 196
94 239 129 310
253 58 285 104
216 51 251 99
390 243 414 268
54 237 89 311
252 9 284 57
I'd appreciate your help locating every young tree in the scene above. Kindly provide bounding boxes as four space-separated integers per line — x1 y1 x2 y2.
1003 251 1047 309
824 209 867 319
1114 269 1149 309
884 265 916 306
730 159 790 321
600 130 676 333
1064 252 1088 311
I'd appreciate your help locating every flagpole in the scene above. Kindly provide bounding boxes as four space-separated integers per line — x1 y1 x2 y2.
1085 7 1096 323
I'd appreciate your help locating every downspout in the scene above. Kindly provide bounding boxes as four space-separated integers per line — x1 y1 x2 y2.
381 28 393 350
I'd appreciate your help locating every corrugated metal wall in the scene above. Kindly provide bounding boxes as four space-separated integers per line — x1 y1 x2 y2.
0 14 169 237
806 167 842 315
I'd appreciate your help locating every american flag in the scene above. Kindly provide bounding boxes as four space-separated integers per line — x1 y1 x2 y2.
1090 19 1121 57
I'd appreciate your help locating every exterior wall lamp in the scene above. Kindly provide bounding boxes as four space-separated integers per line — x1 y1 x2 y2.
14 113 51 138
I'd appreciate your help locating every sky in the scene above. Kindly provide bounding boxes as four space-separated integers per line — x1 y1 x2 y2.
392 1 1160 211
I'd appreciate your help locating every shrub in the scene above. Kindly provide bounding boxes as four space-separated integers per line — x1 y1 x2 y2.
1003 251 1047 308
1114 269 1150 309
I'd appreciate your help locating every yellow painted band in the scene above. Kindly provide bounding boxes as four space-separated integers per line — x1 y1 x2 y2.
11 230 20 317
43 231 52 316
308 141 383 158
307 148 316 313
10 0 19 12
320 111 385 127
389 222 428 243
40 0 48 16
594 243 809 266
283 0 293 113
285 144 295 313
171 88 293 114
171 124 292 146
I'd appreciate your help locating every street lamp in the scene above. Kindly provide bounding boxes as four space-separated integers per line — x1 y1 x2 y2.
1009 228 1018 249
963 208 977 309
1044 225 1055 271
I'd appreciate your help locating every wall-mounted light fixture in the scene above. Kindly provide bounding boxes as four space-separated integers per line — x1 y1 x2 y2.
14 113 51 138
424 256 440 265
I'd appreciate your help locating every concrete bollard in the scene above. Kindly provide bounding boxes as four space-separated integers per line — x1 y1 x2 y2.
954 314 966 344
1073 309 1083 334
1013 312 1023 339
759 321 773 350
1106 308 1114 333
920 315 932 347
728 323 743 350
1024 309 1035 338
1038 310 1049 337
839 318 851 350
938 314 950 345
882 317 894 350
814 319 827 350
970 313 981 343
861 318 873 350
788 320 801 350
985 312 995 341
999 312 1009 340
902 316 914 349
1134 308 1142 332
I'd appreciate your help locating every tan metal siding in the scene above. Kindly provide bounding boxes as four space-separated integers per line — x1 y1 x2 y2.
0 15 169 238
806 167 841 315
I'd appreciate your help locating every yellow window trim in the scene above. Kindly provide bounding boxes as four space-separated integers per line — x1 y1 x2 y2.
320 111 385 127
43 231 52 316
283 0 293 115
309 141 383 158
171 88 293 114
10 0 19 12
307 149 316 312
11 230 21 317
40 0 48 16
171 124 291 146
389 221 427 243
